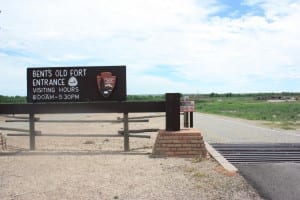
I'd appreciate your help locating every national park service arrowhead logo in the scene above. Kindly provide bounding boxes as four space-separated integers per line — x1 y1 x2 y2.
97 72 116 98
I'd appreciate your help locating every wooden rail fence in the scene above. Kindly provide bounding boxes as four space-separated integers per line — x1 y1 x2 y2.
0 93 180 151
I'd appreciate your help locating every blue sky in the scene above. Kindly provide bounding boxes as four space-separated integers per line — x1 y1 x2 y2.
0 0 299 95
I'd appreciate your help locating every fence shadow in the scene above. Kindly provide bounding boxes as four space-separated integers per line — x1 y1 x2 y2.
0 147 151 157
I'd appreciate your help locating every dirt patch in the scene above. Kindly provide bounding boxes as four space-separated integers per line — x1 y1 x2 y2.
0 113 263 200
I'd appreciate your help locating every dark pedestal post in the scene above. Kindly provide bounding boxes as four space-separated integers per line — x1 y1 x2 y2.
184 112 189 128
166 93 180 131
190 112 193 128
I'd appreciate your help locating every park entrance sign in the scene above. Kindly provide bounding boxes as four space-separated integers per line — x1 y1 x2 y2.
2 64 184 152
27 66 126 102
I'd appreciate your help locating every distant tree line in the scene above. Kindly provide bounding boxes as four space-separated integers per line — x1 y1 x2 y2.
187 92 300 99
0 95 27 103
127 95 165 101
0 94 165 103
0 92 299 103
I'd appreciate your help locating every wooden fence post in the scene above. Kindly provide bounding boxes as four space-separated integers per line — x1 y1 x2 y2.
29 113 35 150
123 112 129 151
166 93 180 131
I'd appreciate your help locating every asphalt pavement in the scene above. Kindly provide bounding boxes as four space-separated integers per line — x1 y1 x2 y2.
193 112 300 200
237 163 300 200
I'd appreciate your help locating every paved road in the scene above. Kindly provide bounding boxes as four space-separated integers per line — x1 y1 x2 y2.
193 113 300 143
193 113 300 200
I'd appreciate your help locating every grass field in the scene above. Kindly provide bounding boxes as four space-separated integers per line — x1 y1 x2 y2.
195 96 300 130
127 93 300 130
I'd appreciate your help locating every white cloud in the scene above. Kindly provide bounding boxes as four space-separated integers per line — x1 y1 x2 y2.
0 0 299 95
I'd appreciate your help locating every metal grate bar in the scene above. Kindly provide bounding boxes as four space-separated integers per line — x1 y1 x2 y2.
211 143 300 164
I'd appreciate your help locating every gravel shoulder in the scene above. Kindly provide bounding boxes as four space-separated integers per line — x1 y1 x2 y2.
0 113 263 200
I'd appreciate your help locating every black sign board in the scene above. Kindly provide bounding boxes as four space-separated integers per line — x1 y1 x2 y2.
27 66 126 103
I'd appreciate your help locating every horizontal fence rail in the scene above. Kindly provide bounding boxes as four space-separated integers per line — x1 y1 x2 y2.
118 128 159 135
6 133 150 138
117 114 166 120
2 115 40 120
5 119 149 123
0 127 41 134
0 102 166 114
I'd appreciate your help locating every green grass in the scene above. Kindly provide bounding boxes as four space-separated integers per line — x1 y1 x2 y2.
196 96 300 129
